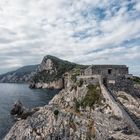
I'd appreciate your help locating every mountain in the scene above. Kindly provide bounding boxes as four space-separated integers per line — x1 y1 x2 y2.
2 55 140 139
30 55 86 89
0 65 38 83
0 55 87 87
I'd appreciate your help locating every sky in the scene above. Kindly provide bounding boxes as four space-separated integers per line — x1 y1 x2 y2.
0 0 140 76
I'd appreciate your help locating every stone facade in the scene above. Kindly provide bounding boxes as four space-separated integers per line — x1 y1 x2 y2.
84 65 133 93
84 65 128 76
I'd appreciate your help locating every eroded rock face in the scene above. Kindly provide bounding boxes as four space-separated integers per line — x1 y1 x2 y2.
38 58 54 72
29 55 78 89
30 79 64 89
4 77 140 140
117 91 140 118
116 91 140 129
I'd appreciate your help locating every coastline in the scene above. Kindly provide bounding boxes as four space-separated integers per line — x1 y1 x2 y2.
0 83 59 140
4 77 140 140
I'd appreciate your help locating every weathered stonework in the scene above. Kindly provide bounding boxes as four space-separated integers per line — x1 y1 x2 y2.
84 65 128 76
5 76 140 140
84 65 133 93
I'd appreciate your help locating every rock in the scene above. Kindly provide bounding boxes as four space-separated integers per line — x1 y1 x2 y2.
4 76 140 140
29 83 36 89
11 100 39 119
29 79 64 89
29 55 80 89
38 58 54 71
10 100 25 116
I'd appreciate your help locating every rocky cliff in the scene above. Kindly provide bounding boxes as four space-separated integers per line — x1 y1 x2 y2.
4 74 140 140
29 55 86 89
0 55 86 88
0 65 38 83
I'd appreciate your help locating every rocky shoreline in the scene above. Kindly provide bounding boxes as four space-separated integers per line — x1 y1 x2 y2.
4 76 140 140
10 101 40 120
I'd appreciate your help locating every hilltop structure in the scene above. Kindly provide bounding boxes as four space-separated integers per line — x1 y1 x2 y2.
84 65 133 91
84 65 129 76
3 56 140 139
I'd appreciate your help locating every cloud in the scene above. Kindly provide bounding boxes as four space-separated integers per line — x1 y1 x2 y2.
0 0 139 76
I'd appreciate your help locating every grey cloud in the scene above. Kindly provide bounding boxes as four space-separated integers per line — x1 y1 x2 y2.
0 0 139 76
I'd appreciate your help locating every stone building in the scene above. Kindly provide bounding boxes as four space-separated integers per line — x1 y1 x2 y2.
84 65 129 76
84 65 132 91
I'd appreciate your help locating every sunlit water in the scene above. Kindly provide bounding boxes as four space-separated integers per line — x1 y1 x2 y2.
0 83 59 139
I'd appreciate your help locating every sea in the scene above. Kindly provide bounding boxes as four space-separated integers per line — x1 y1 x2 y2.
0 83 59 139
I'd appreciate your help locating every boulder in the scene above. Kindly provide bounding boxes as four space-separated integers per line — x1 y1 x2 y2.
10 100 25 116
10 100 39 119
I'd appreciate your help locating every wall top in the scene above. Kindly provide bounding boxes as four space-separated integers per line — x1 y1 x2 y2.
89 65 128 68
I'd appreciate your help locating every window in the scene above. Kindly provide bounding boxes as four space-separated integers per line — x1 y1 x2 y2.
108 69 112 74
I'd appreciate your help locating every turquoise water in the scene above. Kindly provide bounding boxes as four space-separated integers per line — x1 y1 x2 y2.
0 83 59 139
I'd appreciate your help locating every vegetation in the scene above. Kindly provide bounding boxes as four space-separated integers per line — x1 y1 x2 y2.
132 76 140 84
33 70 58 83
73 98 80 112
0 65 38 79
70 85 77 91
70 66 87 82
46 55 86 78
71 68 81 82
80 84 102 108
32 55 87 83
71 74 78 82
73 84 102 112
76 79 84 87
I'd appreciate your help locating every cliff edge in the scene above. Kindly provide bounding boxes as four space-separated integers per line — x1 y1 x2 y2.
29 55 86 89
4 74 140 140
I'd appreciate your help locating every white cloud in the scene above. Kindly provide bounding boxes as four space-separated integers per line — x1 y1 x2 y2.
0 0 139 75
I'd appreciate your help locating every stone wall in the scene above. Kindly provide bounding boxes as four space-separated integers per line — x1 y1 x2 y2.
84 65 128 77
100 80 124 117
107 75 134 93
99 76 140 134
